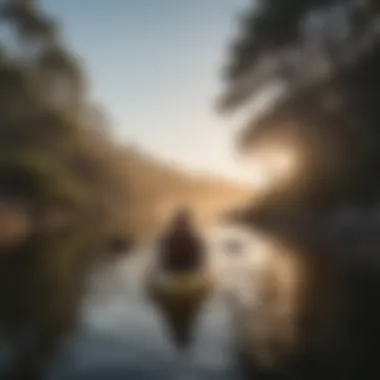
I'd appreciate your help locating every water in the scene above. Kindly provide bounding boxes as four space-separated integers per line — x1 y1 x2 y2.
50 226 265 380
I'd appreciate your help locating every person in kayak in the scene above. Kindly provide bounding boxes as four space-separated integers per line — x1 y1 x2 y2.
158 207 205 274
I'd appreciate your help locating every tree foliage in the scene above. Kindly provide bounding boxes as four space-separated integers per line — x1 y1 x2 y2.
220 4 380 378
0 0 129 233
219 0 380 206
220 0 380 111
0 1 130 378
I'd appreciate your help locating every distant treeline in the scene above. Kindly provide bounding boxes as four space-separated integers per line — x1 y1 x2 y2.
0 0 251 242
121 145 252 237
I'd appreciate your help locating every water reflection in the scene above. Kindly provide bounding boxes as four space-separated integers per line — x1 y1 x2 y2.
50 226 264 380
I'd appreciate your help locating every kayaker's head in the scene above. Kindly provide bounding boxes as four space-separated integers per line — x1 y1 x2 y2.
171 206 193 231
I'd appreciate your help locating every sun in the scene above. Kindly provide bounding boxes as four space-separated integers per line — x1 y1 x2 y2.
248 145 299 192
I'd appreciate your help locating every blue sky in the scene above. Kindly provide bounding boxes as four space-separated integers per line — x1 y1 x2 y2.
41 0 252 183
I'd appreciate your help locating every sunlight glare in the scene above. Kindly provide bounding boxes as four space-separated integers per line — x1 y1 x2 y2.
249 145 298 191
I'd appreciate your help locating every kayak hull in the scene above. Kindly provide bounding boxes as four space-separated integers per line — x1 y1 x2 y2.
145 268 214 350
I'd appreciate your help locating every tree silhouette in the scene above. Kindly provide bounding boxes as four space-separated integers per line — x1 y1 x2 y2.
0 0 130 228
218 0 380 207
0 1 130 379
219 2 380 379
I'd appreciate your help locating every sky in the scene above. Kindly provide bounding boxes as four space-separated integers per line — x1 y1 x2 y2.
41 0 252 184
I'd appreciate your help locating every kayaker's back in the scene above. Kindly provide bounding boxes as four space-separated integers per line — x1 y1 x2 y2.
158 208 205 273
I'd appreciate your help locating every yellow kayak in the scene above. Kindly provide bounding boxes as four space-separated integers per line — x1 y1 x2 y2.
142 259 224 349
148 270 210 295
144 268 213 349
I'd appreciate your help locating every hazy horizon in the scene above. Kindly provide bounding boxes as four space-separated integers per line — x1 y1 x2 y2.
41 0 254 185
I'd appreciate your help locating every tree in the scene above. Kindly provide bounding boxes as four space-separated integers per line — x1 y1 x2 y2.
218 0 380 207
0 1 130 379
218 3 380 379
219 0 379 111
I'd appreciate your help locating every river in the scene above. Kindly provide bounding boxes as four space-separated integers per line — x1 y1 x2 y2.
49 225 263 380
